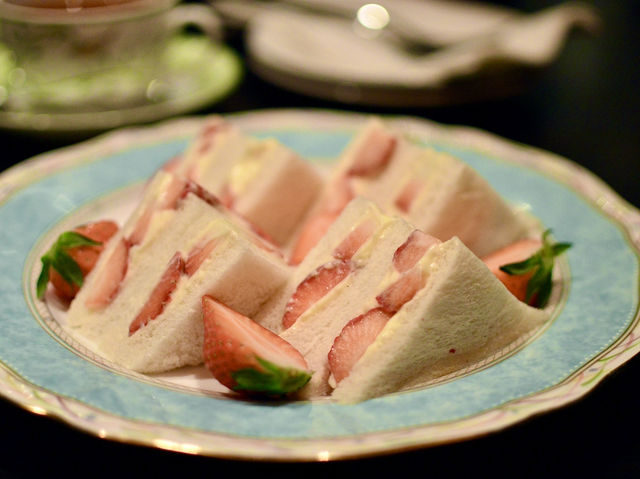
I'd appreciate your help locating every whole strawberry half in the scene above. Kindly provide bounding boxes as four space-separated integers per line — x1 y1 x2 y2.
483 229 571 308
37 220 119 300
202 296 312 396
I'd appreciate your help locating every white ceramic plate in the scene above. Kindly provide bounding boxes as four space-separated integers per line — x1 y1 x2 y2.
0 109 638 461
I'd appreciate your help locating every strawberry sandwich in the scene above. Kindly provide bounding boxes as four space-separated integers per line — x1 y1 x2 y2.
290 118 535 264
65 170 290 373
267 197 549 401
172 117 324 246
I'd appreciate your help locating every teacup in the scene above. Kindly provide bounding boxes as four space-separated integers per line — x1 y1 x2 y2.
0 0 221 112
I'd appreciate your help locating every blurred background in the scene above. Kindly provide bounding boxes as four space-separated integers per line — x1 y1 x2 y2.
1 0 639 477
2 0 637 208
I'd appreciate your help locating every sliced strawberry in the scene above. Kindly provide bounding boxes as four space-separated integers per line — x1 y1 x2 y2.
394 178 424 213
482 238 543 304
333 218 377 261
85 238 130 310
219 182 235 210
129 177 219 247
200 117 228 139
47 220 119 300
282 260 352 329
127 203 154 247
202 296 311 395
324 176 355 214
288 211 338 266
75 220 119 243
160 155 182 173
185 238 220 276
376 266 425 314
347 127 397 177
129 252 185 335
328 308 391 384
289 177 355 265
165 174 190 207
180 179 221 208
393 230 440 273
195 118 228 155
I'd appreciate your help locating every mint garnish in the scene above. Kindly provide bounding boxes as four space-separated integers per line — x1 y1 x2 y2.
232 357 312 395
36 231 101 299
500 229 571 308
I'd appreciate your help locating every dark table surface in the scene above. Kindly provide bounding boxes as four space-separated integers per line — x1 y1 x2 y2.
2 1 639 477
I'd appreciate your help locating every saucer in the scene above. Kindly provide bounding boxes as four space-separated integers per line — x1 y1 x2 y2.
0 34 242 135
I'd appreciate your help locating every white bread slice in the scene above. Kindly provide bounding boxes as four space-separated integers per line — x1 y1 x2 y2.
66 172 289 373
176 117 324 245
266 198 415 397
331 117 534 257
330 236 549 403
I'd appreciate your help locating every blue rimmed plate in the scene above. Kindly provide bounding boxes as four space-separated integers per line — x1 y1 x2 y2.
0 109 638 461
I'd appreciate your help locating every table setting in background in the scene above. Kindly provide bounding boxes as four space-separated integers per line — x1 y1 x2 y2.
1 0 640 478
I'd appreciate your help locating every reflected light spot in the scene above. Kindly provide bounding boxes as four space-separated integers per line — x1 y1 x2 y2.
356 4 390 31
317 450 331 461
152 439 202 455
28 406 48 415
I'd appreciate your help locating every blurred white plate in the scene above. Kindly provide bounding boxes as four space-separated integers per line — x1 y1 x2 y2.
227 1 598 106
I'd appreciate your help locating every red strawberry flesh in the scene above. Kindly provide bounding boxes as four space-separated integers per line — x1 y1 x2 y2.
288 211 339 266
49 220 119 299
328 307 391 384
289 177 354 265
347 128 397 177
129 252 185 335
482 238 543 303
184 238 220 277
282 259 352 329
393 230 440 273
195 118 228 155
85 238 129 310
394 178 424 213
333 218 377 261
376 266 425 314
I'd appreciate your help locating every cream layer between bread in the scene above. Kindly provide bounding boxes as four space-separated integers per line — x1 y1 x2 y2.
330 236 549 403
66 180 289 373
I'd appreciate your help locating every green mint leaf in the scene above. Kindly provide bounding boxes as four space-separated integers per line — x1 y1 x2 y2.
525 264 551 306
552 242 572 256
500 254 540 275
37 230 101 298
231 357 312 395
56 231 101 249
500 229 572 309
51 251 84 287
36 256 52 299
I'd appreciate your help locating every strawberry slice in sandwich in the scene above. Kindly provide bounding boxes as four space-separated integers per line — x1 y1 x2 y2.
174 116 324 246
66 170 289 374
